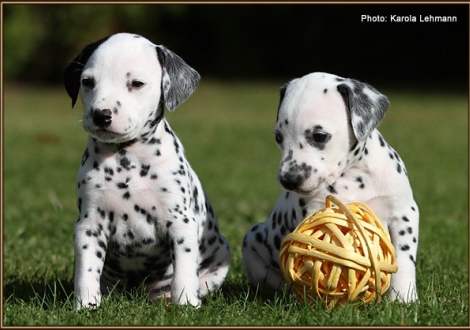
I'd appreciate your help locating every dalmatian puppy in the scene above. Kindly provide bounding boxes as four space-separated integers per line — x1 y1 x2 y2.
64 33 230 310
242 72 419 303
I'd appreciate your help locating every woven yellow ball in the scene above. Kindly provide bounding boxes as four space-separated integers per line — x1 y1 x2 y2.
279 195 398 308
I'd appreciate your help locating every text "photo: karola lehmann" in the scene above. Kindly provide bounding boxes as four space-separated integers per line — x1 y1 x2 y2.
362 14 458 23
391 14 457 22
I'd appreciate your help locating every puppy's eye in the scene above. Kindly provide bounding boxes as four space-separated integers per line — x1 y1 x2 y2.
313 133 327 143
131 80 145 88
305 126 331 149
275 131 283 144
82 78 95 89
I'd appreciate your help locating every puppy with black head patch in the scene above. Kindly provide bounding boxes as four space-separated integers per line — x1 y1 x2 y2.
242 72 418 303
64 33 230 310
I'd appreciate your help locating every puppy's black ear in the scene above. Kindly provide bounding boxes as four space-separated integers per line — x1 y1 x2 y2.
279 84 288 104
63 36 110 108
337 79 389 141
276 83 288 122
276 78 299 122
156 46 201 111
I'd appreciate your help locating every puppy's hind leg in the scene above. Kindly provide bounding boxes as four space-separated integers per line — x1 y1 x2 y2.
242 223 285 292
197 237 231 297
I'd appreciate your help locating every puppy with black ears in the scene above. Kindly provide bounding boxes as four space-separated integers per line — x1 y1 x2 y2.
242 72 419 303
64 33 231 310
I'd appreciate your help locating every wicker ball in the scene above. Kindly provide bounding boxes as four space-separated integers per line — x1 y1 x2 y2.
279 195 398 308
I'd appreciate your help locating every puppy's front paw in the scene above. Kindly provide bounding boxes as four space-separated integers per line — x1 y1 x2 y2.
74 294 101 311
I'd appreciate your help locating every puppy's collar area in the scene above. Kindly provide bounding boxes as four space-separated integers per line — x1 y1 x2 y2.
116 139 138 150
139 100 165 144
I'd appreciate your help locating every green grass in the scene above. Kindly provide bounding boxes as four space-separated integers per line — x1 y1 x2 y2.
3 81 468 326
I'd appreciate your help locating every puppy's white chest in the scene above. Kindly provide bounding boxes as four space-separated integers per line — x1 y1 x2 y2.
77 138 180 237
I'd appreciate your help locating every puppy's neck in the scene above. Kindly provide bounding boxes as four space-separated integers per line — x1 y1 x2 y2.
138 104 165 143
341 130 386 176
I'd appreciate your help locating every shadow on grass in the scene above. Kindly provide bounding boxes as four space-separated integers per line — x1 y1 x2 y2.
3 271 74 309
4 270 300 313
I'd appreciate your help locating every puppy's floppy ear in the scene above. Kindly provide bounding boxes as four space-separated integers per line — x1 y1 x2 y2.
156 45 201 111
276 78 298 122
279 84 288 104
337 79 389 141
276 83 289 122
63 36 110 108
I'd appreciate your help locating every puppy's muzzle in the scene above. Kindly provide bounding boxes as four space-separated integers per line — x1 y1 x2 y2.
279 172 303 191
93 108 112 128
278 162 313 192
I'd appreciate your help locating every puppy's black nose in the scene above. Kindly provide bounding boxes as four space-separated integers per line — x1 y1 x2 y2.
279 172 302 191
93 109 112 128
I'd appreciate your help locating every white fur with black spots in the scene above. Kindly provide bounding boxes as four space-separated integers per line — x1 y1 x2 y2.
64 33 230 310
242 72 419 303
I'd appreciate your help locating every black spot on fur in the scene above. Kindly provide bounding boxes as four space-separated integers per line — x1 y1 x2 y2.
104 166 114 176
397 163 402 173
127 230 134 240
199 255 215 270
140 164 150 177
120 157 131 170
274 235 281 250
208 235 218 245
355 176 365 189
378 134 385 147
98 240 107 250
255 232 263 243
142 237 154 245
271 213 277 230
81 148 90 166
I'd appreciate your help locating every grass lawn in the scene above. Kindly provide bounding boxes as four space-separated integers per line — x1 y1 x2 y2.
2 81 468 326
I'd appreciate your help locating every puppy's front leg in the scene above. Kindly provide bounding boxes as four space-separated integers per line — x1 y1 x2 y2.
170 222 201 307
388 209 419 303
73 220 107 310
